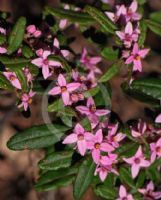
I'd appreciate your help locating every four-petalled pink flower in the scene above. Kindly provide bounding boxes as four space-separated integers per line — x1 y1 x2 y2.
3 71 21 89
117 185 134 200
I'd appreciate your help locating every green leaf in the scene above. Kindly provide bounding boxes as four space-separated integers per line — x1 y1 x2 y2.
98 63 120 83
7 124 70 150
0 56 30 68
22 45 34 58
150 12 161 23
48 99 64 112
121 82 160 108
138 20 147 47
136 170 145 188
44 6 94 25
13 68 28 91
84 87 100 98
8 17 26 54
94 185 117 199
138 0 147 5
60 115 73 127
35 166 77 192
119 167 135 188
80 117 91 132
0 72 14 90
39 150 73 170
101 47 119 61
48 54 71 72
84 5 117 34
0 34 6 45
73 157 96 199
146 19 161 37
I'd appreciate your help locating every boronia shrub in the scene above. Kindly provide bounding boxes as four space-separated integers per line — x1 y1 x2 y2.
1 0 161 199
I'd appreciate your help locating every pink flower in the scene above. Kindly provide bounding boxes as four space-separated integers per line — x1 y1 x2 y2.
138 181 161 199
150 138 161 162
124 1 141 22
31 49 62 79
123 146 150 178
76 97 110 128
63 123 93 156
116 22 139 48
23 68 33 85
18 91 35 111
48 74 80 105
131 120 147 138
155 113 161 123
0 47 7 54
125 43 149 72
94 153 118 181
3 71 21 89
106 123 126 148
87 129 114 164
0 27 6 35
53 38 70 58
27 25 41 38
117 185 134 200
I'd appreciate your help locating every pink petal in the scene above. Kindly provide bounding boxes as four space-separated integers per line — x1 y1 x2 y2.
133 60 142 72
0 47 7 54
95 129 103 143
75 123 84 134
140 159 150 167
23 102 29 111
87 97 95 107
100 142 114 152
99 169 107 182
131 130 141 137
27 25 36 34
123 157 134 164
49 60 62 67
53 38 59 48
43 50 51 59
81 48 87 61
59 19 68 29
90 57 101 65
125 22 133 35
129 1 137 12
34 30 41 37
58 74 67 87
135 146 143 157
131 164 140 178
125 56 134 64
119 185 127 198
12 79 22 89
155 114 161 123
67 83 80 92
95 109 110 116
105 12 115 22
48 86 61 95
61 50 70 57
116 31 125 40
42 66 50 79
92 149 100 164
77 140 86 156
63 133 77 144
147 181 154 191
31 58 43 67
132 43 139 55
139 49 150 58
62 91 70 105
84 132 94 141
76 106 90 115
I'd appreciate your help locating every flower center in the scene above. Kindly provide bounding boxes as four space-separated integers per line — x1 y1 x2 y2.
61 86 67 93
90 105 96 113
156 147 161 153
112 136 117 142
122 197 128 200
9 75 16 81
43 59 49 65
80 76 86 81
78 134 84 141
28 98 32 104
134 157 140 164
135 55 140 60
95 143 100 149
125 34 131 41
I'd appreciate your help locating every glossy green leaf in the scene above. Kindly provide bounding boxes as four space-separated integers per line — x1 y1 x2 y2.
48 54 71 72
73 157 96 199
7 124 70 150
94 185 117 199
60 115 73 127
98 63 120 83
39 150 73 170
48 99 64 112
136 170 145 188
84 5 117 34
80 117 91 132
119 167 135 188
35 166 78 187
138 20 147 46
84 87 100 98
150 12 161 23
0 56 30 68
0 34 6 45
22 45 34 58
44 6 94 25
14 68 28 91
101 47 119 61
8 17 26 54
146 19 161 37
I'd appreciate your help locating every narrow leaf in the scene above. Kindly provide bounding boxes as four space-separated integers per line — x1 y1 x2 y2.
146 19 161 37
